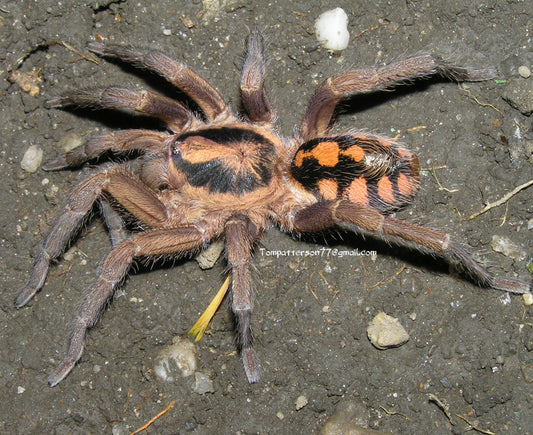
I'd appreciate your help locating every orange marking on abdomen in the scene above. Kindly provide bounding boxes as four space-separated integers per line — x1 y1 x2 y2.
397 172 417 196
293 141 339 167
341 145 365 162
396 146 415 160
311 141 339 166
346 177 369 206
377 176 395 203
317 178 338 200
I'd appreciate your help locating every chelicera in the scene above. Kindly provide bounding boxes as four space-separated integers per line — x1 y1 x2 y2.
16 28 531 386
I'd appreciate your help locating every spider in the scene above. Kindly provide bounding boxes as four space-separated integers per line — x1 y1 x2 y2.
16 28 530 387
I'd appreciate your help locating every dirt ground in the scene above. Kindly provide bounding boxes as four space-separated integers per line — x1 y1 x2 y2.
1 0 532 433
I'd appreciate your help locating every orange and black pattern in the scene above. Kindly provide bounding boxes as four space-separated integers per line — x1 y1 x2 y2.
172 127 276 195
291 135 420 213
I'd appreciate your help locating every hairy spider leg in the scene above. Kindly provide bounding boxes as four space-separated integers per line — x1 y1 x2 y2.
46 86 197 132
225 214 261 382
87 42 231 122
43 130 170 170
15 166 169 308
240 27 274 124
299 54 496 141
48 226 208 386
292 200 531 294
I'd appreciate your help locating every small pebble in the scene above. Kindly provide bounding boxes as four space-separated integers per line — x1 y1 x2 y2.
63 246 77 261
315 8 350 51
490 235 527 261
194 371 215 394
367 312 409 349
196 239 224 269
58 132 82 152
21 145 43 172
295 395 308 410
518 65 531 78
320 400 377 435
522 293 533 306
153 336 197 382
111 423 130 435
521 363 533 383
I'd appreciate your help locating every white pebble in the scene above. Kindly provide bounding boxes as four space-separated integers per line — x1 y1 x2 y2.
153 336 197 382
196 239 225 269
315 8 350 51
367 312 410 349
58 132 82 152
518 65 531 78
522 293 533 306
295 395 308 410
194 371 215 394
490 235 527 261
21 145 43 172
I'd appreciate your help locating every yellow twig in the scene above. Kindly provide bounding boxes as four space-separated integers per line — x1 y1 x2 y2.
427 164 458 193
468 179 533 220
353 24 381 39
353 21 389 39
458 83 503 116
379 405 411 420
130 401 175 435
307 270 326 306
406 125 427 133
420 165 447 171
456 414 497 435
497 202 509 227
366 265 406 290
59 41 100 64
428 393 455 425
188 274 231 341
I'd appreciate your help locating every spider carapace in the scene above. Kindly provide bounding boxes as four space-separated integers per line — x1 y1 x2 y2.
15 28 530 387
169 126 279 198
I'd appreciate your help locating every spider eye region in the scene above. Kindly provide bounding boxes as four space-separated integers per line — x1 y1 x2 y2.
291 135 420 213
171 126 276 195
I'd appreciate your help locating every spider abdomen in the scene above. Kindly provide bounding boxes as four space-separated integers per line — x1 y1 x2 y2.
291 135 420 213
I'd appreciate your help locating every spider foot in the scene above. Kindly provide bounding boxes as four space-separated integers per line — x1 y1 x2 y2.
14 287 37 308
242 346 260 383
492 276 531 294
15 252 51 307
41 155 69 171
48 357 76 387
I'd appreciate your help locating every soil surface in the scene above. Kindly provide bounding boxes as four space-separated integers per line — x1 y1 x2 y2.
1 1 532 434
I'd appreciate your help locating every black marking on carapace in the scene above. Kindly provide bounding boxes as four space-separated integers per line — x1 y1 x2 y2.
173 127 276 195
291 135 419 212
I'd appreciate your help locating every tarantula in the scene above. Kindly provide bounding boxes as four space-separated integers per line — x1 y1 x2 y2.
16 28 530 387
